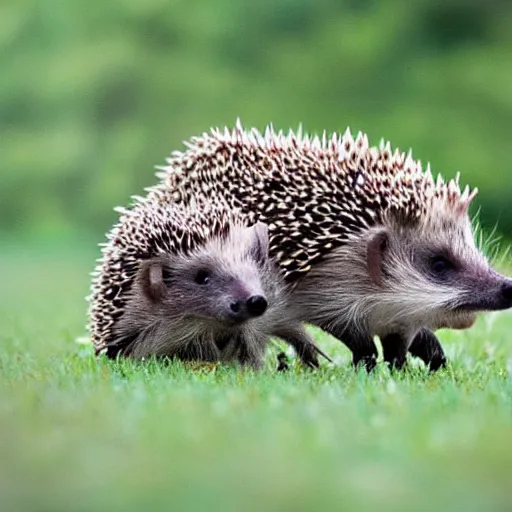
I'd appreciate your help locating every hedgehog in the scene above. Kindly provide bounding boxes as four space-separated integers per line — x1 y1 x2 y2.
87 195 326 369
147 120 512 371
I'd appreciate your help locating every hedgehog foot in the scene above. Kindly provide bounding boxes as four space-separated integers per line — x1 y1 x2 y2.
353 353 378 373
276 352 290 372
274 327 324 370
408 329 447 372
319 323 378 373
380 333 408 371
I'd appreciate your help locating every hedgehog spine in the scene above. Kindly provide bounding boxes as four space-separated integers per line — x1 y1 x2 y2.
148 120 512 370
88 195 324 368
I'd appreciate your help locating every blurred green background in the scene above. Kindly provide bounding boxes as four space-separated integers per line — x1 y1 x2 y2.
2 0 512 245
3 3 512 510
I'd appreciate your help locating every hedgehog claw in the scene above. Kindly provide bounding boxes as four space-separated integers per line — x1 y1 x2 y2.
276 352 290 372
408 329 447 372
298 346 320 369
353 354 377 373
427 355 447 372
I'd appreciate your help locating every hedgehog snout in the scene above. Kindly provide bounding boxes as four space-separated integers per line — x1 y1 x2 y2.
479 273 512 311
498 279 512 309
228 295 267 322
453 272 512 312
246 295 268 317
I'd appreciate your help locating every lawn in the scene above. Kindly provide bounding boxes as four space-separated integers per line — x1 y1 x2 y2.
1 238 512 512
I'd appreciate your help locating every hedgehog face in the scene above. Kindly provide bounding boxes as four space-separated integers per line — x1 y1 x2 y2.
370 210 512 334
137 221 272 330
141 254 268 327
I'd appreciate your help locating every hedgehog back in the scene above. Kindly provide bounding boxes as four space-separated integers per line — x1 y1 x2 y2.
151 122 476 283
88 198 249 355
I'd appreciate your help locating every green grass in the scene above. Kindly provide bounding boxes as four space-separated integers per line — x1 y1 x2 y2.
2 240 512 511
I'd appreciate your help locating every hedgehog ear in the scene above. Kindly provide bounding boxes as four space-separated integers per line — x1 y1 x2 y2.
140 261 167 303
366 230 389 287
247 222 269 265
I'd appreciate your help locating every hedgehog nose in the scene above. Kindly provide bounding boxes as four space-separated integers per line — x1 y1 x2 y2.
246 295 267 317
500 280 512 308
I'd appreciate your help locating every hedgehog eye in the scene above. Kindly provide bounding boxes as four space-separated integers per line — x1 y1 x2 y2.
430 255 455 276
194 269 211 285
162 267 173 285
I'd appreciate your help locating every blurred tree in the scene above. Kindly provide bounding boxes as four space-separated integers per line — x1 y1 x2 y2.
1 0 511 240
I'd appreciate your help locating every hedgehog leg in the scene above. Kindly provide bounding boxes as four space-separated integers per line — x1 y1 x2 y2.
408 329 447 371
274 326 323 369
380 333 408 370
320 324 378 372
231 334 265 370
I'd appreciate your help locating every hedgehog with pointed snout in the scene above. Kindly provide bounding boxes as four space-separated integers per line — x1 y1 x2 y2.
88 195 324 368
148 120 512 370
